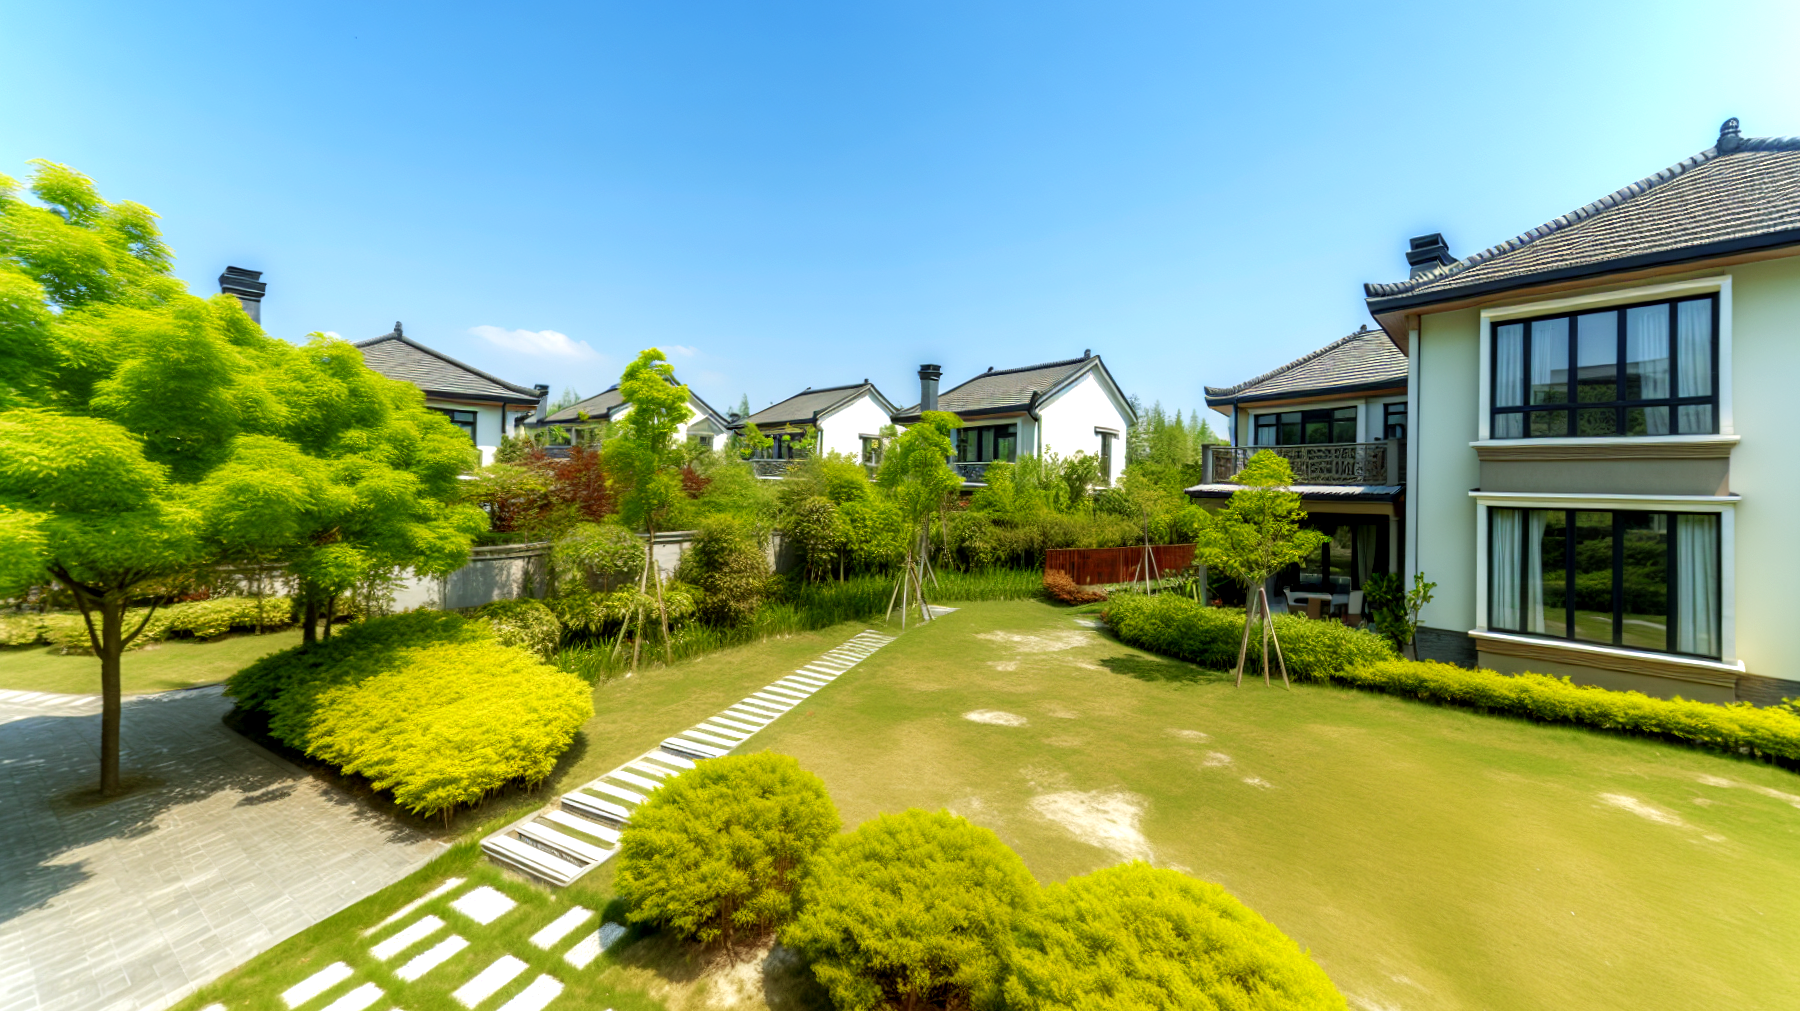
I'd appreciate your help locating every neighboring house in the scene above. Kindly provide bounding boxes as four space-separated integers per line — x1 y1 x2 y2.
1363 117 1800 704
355 324 546 467
1192 325 1409 606
527 382 731 452
890 353 1137 485
727 381 899 477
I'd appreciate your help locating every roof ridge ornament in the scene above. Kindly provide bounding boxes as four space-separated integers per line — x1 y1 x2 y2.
1718 117 1743 154
394 321 404 336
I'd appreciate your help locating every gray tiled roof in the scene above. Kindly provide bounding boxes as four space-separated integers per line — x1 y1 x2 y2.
897 356 1120 417
732 382 896 430
537 382 727 427
355 331 540 401
1366 123 1800 308
1205 327 1407 405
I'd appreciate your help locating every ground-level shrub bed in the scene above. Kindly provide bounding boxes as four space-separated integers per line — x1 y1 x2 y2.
1336 659 1800 764
1102 591 1396 679
1104 592 1800 765
0 595 295 652
228 612 592 818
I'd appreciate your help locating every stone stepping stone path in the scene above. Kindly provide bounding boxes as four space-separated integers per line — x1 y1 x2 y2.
482 629 896 886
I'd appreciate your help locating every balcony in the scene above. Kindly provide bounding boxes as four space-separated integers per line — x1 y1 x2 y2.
953 461 993 483
750 459 799 478
1202 440 1405 487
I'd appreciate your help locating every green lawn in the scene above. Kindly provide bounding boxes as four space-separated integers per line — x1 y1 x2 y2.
175 600 1800 1011
0 630 302 695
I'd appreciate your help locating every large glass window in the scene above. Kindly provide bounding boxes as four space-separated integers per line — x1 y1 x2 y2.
1489 507 1718 658
1382 402 1407 440
1491 295 1717 439
1253 406 1358 446
956 424 1018 464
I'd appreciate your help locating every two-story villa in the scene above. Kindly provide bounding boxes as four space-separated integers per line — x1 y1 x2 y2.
1194 326 1409 607
355 323 545 467
891 353 1137 486
728 381 899 476
1364 118 1800 704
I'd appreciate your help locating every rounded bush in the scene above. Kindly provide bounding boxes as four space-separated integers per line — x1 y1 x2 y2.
615 752 839 944
783 809 1037 1011
1005 862 1346 1011
477 598 561 659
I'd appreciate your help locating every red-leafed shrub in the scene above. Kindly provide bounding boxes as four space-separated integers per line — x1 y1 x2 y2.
1043 569 1106 605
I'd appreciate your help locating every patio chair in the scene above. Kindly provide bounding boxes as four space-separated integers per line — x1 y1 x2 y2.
1304 596 1327 621
1341 590 1364 628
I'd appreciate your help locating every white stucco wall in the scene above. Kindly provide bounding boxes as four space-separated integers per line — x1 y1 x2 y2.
1407 307 1482 636
1036 371 1133 484
425 398 518 468
818 392 894 459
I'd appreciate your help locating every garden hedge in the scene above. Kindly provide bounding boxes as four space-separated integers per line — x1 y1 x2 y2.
227 611 592 817
1102 591 1396 680
784 809 1037 1011
0 596 294 652
615 753 839 944
1004 861 1345 1011
1103 592 1800 763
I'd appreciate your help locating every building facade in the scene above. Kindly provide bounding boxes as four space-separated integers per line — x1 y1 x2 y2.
355 325 544 467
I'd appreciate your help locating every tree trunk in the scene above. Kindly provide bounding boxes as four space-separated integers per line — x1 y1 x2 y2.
323 594 337 640
97 594 125 796
649 523 671 665
301 590 319 645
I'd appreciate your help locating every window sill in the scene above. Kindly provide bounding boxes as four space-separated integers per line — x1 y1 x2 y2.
1469 630 1742 687
1470 435 1738 461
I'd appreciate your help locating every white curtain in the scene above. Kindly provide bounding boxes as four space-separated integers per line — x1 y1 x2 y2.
1675 514 1720 656
1677 300 1712 398
1526 511 1548 633
1495 324 1524 407
1355 524 1377 588
1491 508 1522 630
1531 319 1568 400
1626 306 1671 435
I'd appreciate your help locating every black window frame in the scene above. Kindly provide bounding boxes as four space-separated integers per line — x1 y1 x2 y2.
430 407 478 444
1098 431 1113 482
1382 402 1407 441
1489 294 1719 440
1252 406 1358 446
955 423 1019 464
1487 507 1720 659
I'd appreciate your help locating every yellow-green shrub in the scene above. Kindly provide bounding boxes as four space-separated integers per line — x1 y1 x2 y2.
1336 659 1800 762
228 611 592 817
1005 861 1345 1011
477 598 561 659
1102 592 1395 678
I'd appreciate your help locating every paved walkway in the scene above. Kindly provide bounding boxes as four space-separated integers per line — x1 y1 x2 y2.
0 685 447 1011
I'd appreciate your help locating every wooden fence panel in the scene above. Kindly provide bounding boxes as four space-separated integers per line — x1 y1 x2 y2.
1045 544 1195 586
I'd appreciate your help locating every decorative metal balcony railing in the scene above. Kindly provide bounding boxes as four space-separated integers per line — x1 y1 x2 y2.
952 461 993 482
1202 440 1405 487
750 459 799 478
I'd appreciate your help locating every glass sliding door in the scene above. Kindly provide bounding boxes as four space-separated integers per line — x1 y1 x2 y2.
1572 512 1615 645
1618 512 1669 652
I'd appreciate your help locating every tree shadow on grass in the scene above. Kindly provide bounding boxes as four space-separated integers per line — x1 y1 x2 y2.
1099 654 1233 685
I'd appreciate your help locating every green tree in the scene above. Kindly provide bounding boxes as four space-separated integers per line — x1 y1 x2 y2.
875 411 962 623
1193 450 1329 685
611 348 693 665
784 809 1037 1011
1004 862 1346 1011
616 753 840 946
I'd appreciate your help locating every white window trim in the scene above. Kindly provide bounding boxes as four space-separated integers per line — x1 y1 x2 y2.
1476 275 1733 441
1470 493 1736 664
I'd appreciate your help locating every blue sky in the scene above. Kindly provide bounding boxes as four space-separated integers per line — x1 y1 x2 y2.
4 1 1797 425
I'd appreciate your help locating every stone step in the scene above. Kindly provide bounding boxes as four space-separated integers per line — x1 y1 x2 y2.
624 760 676 779
678 728 741 749
517 822 612 865
542 808 622 844
641 750 696 770
586 781 647 806
663 736 728 759
605 769 664 791
735 698 789 715
706 715 763 733
561 792 632 823
774 678 820 693
748 693 796 708
482 835 580 887
723 707 775 725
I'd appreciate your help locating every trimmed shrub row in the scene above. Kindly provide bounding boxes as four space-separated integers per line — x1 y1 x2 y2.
228 611 592 818
1334 659 1800 762
1102 591 1397 679
1103 591 1800 763
0 596 295 652
614 754 1345 1011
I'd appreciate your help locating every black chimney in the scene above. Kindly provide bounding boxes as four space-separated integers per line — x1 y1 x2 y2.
1405 234 1453 278
533 383 550 427
918 364 942 412
1717 117 1743 154
219 266 266 323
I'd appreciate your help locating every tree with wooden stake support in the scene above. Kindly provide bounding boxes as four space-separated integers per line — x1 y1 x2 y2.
875 410 961 627
612 348 692 669
1193 451 1328 688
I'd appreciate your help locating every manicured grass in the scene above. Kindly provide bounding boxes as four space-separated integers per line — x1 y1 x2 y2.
168 599 1800 1010
744 599 1800 1011
0 630 302 695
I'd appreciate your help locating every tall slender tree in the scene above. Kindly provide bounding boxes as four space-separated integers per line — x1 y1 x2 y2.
875 411 962 625
612 348 692 666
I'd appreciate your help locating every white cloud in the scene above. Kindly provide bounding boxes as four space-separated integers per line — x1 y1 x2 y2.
659 344 699 358
470 325 598 358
